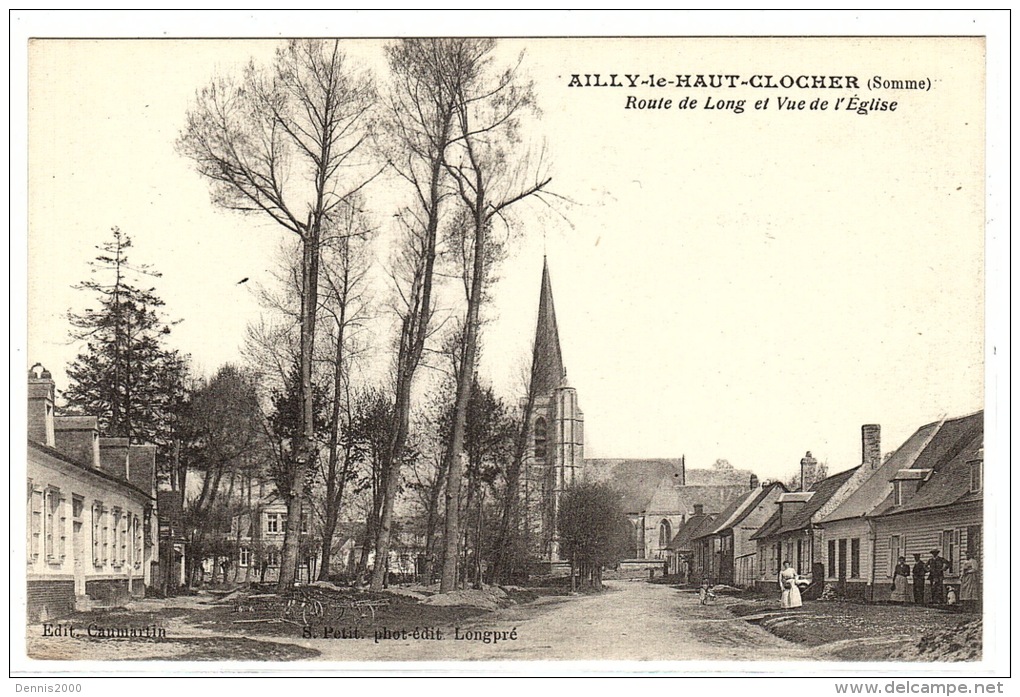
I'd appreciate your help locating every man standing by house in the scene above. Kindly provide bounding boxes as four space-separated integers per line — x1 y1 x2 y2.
927 549 951 605
912 553 927 605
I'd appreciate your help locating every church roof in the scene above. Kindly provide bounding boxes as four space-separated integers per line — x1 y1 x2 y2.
527 258 565 399
582 459 748 514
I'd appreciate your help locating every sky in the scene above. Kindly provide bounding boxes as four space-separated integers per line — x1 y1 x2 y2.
19 17 999 486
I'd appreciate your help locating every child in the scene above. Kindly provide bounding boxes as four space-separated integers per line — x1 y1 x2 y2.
699 580 716 605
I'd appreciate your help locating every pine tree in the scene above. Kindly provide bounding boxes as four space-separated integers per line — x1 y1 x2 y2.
64 227 187 453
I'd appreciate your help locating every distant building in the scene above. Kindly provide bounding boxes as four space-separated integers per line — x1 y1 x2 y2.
222 491 320 584
26 365 158 621
692 479 787 587
665 505 717 580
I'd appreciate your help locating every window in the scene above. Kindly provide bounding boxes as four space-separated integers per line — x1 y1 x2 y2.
120 515 128 566
111 509 122 566
30 487 43 561
133 516 143 568
239 548 252 567
93 503 103 566
796 539 803 574
970 462 982 493
942 529 959 573
658 520 672 549
267 513 280 534
966 525 981 563
266 550 280 567
889 535 901 576
301 514 309 534
894 481 903 506
101 507 109 565
533 417 548 460
45 488 64 561
827 540 836 578
850 538 861 578
72 495 84 519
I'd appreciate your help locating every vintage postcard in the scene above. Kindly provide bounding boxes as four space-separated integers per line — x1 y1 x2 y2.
12 11 1008 680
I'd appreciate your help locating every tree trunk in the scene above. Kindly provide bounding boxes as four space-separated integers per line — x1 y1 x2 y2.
491 389 535 584
439 190 487 593
279 232 320 590
371 143 446 592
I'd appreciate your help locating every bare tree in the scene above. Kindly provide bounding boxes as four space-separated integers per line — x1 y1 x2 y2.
438 45 550 593
369 39 483 591
179 40 376 589
315 203 374 579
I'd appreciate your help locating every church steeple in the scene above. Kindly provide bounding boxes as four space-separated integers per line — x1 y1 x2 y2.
528 257 565 399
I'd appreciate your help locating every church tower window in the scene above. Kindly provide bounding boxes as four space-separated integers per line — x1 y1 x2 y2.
534 417 548 460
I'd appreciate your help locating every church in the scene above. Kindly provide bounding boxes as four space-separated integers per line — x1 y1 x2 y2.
521 259 758 574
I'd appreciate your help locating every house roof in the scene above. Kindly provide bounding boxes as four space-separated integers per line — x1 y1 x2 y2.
582 458 749 514
750 466 860 540
702 482 787 537
871 411 983 517
667 513 718 552
820 420 941 524
29 438 154 501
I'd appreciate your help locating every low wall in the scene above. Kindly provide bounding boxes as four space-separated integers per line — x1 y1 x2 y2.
27 580 76 622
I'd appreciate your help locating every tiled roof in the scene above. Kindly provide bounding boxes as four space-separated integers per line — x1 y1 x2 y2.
29 438 153 500
820 420 941 524
871 411 983 517
668 513 718 552
750 466 860 540
710 482 787 535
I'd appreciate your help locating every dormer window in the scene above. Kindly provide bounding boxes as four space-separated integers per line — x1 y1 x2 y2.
894 481 904 506
970 461 982 493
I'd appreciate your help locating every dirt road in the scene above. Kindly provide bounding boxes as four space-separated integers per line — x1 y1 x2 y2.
295 580 813 662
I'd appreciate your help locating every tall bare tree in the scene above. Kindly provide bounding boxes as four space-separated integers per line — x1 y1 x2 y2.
179 40 376 588
315 203 374 579
438 46 550 592
369 39 487 591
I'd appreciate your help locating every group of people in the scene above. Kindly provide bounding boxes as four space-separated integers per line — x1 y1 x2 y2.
891 549 980 609
777 549 979 611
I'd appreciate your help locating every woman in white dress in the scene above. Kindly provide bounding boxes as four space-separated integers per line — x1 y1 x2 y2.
779 560 803 609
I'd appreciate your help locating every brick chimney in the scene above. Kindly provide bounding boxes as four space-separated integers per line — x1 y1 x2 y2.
54 416 100 468
862 424 882 469
128 444 156 495
27 364 56 447
749 473 760 490
99 437 130 479
800 451 818 491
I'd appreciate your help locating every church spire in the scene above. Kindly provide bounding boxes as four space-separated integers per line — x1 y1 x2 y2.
528 257 565 399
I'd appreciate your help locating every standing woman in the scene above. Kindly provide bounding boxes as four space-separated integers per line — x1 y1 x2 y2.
959 552 979 612
779 560 802 609
891 556 911 603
